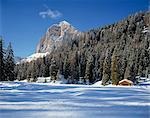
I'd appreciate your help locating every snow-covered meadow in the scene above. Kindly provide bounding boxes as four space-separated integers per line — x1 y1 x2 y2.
0 82 149 118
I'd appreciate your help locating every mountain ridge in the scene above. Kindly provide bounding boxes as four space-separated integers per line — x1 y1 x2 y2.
15 11 150 85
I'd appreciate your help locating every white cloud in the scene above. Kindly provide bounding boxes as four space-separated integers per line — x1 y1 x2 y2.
39 9 62 19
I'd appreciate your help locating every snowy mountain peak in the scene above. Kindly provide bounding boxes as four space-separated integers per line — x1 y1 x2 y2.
36 20 79 53
59 20 71 26
48 20 71 31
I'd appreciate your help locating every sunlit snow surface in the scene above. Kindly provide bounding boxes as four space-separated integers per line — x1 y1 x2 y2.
0 82 150 118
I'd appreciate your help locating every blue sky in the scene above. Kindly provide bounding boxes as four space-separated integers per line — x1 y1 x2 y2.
0 0 149 57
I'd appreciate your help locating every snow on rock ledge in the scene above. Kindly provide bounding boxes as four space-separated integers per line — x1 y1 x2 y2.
19 52 49 63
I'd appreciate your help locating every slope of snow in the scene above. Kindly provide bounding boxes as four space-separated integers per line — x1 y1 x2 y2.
19 52 49 63
92 80 102 86
0 82 149 118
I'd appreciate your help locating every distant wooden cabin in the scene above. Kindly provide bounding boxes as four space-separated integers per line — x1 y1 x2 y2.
118 79 133 86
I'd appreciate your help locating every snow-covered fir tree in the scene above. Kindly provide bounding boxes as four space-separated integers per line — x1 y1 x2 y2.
5 43 15 81
0 38 15 81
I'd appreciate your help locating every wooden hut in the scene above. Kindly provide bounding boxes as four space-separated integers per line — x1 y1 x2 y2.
118 79 133 86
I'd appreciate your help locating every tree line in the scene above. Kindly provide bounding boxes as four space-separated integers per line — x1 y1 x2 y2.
0 37 15 81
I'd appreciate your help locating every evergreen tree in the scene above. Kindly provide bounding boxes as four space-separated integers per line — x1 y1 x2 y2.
5 43 15 81
63 56 70 79
93 53 99 82
111 54 119 85
31 61 38 82
50 58 58 81
0 37 5 81
102 49 112 85
70 51 78 83
84 55 94 84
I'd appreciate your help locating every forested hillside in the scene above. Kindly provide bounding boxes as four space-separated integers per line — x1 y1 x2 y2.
15 11 150 85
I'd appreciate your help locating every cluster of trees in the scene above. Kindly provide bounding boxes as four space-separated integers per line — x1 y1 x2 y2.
0 37 15 81
15 11 150 85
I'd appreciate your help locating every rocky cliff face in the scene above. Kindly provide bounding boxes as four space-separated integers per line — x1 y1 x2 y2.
36 21 79 53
